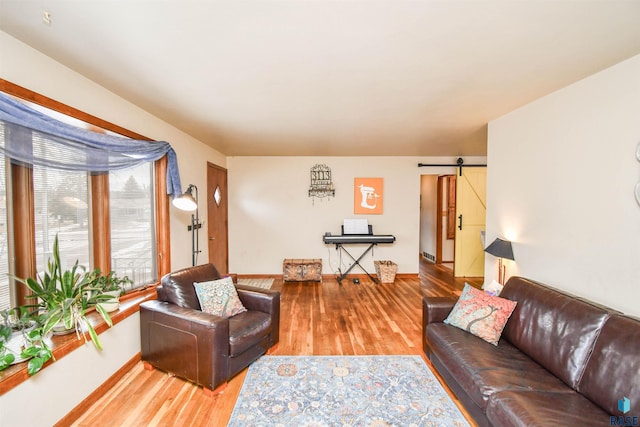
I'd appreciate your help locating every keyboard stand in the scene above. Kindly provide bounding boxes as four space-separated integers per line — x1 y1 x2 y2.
333 242 379 285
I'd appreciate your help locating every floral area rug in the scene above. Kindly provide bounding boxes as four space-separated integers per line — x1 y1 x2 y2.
227 355 470 427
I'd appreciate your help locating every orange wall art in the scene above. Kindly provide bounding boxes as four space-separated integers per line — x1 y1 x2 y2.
354 177 384 215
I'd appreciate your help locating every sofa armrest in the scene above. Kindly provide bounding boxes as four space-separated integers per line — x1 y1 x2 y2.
236 286 281 347
236 286 279 313
422 296 458 356
423 296 458 325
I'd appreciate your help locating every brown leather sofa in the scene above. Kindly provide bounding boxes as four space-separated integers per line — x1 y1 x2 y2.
423 276 640 427
140 264 280 395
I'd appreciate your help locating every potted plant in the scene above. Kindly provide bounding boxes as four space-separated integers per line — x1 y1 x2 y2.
0 307 53 375
91 269 133 313
14 234 114 351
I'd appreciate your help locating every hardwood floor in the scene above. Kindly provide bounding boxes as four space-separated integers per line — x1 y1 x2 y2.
69 260 481 427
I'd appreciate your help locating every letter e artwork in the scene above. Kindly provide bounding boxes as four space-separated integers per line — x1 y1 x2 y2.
354 178 383 215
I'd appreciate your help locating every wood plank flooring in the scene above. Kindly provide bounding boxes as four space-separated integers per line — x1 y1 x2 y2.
69 261 481 427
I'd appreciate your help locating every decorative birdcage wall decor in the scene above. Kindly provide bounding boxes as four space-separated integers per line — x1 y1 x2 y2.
308 164 335 203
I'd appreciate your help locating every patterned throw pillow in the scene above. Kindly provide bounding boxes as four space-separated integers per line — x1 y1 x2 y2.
444 283 517 346
193 277 247 318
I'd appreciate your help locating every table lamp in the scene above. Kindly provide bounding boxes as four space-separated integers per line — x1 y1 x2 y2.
484 237 514 285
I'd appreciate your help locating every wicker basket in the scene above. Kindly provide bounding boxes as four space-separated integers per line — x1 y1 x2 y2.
374 260 397 283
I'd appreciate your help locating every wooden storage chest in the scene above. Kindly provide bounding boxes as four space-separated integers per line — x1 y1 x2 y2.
283 258 322 282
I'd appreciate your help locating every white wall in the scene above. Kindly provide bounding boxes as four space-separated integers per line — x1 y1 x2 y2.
0 315 140 427
486 53 640 317
227 157 486 275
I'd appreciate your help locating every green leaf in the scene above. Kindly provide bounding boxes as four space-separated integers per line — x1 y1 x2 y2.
42 309 63 336
25 277 45 295
20 346 40 358
95 304 113 328
85 322 103 351
27 356 45 375
0 353 15 369
0 324 11 342
27 328 43 341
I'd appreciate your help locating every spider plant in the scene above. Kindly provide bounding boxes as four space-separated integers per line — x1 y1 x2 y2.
91 269 132 312
14 235 113 351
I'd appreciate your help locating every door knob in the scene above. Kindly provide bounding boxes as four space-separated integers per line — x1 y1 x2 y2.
209 237 215 241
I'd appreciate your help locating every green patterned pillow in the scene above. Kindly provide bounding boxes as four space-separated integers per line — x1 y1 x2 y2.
193 276 247 318
444 283 517 346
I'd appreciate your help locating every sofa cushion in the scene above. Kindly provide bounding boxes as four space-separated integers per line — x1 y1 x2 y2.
229 310 271 357
577 314 640 415
194 277 247 318
444 283 517 345
500 277 613 389
426 323 574 411
486 390 611 427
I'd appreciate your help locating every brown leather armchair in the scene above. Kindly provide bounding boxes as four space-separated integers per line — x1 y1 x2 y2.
139 264 280 395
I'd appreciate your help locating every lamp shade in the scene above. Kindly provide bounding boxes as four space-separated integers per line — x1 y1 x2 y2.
172 185 198 211
484 237 514 260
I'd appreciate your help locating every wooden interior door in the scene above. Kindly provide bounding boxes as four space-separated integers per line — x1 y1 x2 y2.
454 167 486 277
436 175 456 264
207 162 229 274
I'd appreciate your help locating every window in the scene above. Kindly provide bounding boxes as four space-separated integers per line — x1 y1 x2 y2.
109 164 156 289
33 166 90 274
0 81 171 308
0 153 8 311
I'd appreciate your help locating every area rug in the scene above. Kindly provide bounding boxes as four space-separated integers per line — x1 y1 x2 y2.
227 355 470 427
237 278 274 289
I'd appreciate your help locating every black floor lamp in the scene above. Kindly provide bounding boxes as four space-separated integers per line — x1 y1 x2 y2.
172 184 202 266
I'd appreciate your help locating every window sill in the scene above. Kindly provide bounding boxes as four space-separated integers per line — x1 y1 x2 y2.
0 288 157 396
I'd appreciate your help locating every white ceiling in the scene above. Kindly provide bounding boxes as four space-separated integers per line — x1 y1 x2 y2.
2 1 640 157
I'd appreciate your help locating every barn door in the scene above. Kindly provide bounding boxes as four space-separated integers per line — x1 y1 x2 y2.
454 167 486 277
